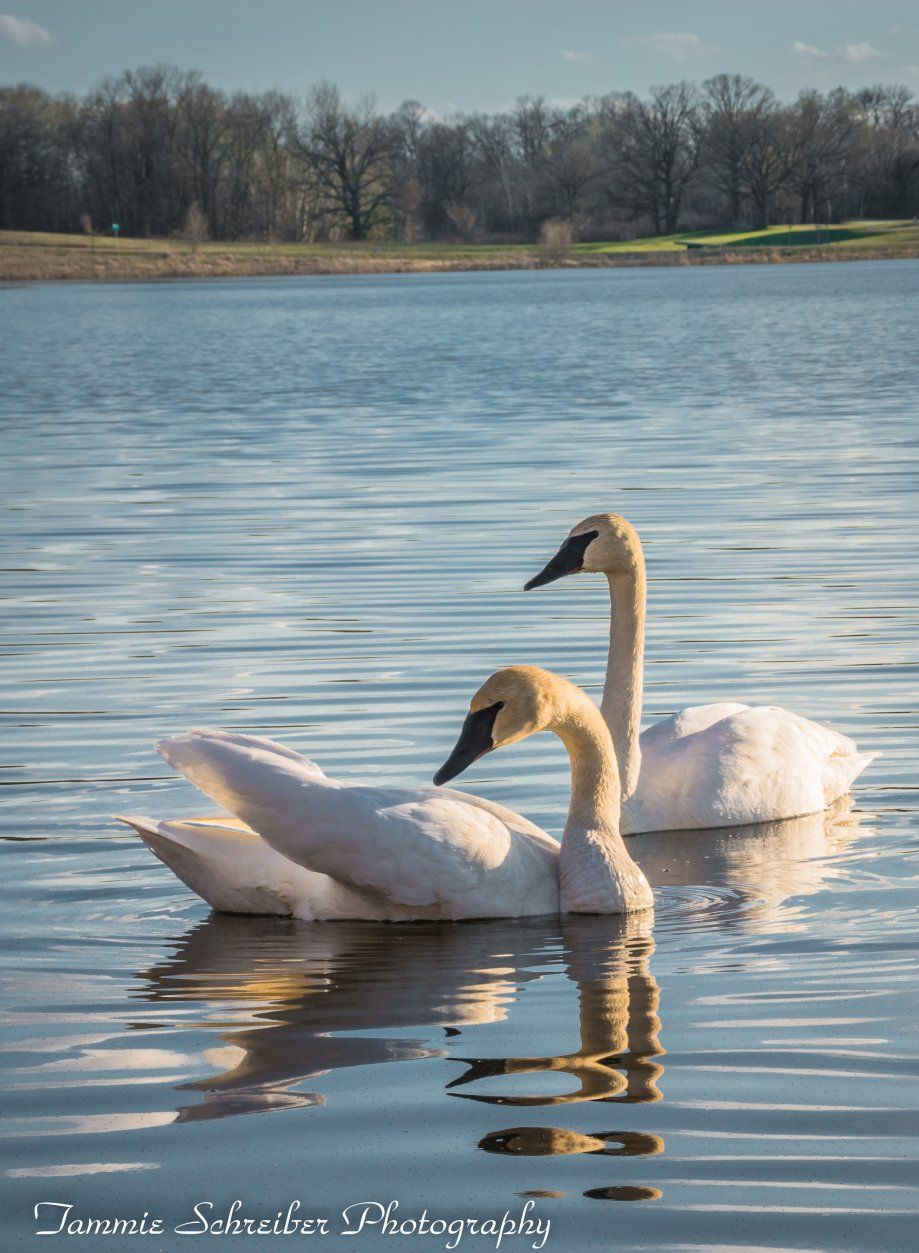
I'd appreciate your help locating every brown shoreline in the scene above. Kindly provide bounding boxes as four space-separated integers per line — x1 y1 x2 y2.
2 244 918 283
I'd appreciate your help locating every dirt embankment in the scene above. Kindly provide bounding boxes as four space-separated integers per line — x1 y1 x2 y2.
3 240 918 283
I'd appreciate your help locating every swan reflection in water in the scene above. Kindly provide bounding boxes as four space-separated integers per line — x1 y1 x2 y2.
138 916 536 1122
453 913 663 1111
137 911 661 1123
135 805 862 1135
631 798 864 932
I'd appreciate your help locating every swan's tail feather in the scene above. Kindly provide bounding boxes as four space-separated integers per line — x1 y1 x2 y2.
117 813 311 916
825 748 877 808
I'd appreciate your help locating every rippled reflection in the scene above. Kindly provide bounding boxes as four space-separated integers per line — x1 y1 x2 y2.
636 803 866 934
450 916 663 1108
135 913 664 1124
138 916 546 1121
480 1128 664 1158
583 1185 662 1202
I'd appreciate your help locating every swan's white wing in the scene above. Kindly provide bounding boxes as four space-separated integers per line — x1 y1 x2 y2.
157 731 559 919
163 729 326 775
627 705 874 834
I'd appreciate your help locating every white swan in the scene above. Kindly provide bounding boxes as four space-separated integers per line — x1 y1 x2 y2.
524 513 874 834
120 667 652 920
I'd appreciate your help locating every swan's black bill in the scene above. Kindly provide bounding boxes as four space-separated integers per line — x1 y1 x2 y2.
524 530 598 591
434 701 504 786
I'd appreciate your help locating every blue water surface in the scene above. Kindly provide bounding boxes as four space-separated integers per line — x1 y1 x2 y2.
1 262 917 1251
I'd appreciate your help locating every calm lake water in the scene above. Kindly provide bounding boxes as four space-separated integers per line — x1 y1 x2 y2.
1 262 918 1251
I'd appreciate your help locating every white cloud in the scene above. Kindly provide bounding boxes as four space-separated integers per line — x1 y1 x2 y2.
640 32 703 61
0 13 51 45
562 49 589 63
840 41 884 62
793 40 826 60
792 38 884 64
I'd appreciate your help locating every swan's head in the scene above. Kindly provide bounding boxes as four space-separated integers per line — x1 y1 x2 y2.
524 513 641 589
433 665 561 786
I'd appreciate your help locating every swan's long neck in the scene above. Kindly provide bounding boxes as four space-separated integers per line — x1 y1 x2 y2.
601 559 646 801
553 696 651 914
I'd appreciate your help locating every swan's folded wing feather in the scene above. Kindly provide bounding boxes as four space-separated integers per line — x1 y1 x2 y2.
335 792 519 908
632 704 874 831
704 708 873 816
438 787 561 855
181 728 325 775
157 731 553 915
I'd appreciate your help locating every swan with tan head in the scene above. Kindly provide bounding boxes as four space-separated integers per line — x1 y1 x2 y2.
525 513 874 833
120 666 652 920
435 666 653 914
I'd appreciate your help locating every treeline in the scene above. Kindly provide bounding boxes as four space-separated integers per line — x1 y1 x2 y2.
2 65 918 243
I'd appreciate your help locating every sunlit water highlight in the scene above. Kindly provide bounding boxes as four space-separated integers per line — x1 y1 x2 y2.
1 263 917 1250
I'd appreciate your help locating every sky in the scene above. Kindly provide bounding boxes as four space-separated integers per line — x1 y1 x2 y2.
1 0 917 112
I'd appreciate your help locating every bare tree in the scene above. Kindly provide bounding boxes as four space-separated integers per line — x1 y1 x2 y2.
851 85 919 218
75 65 187 238
298 84 395 240
702 74 772 225
788 89 855 223
175 74 229 237
543 105 603 226
738 95 793 229
609 84 702 234
511 96 553 226
0 85 80 231
390 101 431 240
218 91 300 240
416 121 475 239
467 113 519 234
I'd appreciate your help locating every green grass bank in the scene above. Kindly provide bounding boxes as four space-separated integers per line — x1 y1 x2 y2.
2 220 918 282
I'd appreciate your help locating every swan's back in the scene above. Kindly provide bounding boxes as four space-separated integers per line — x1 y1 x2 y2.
627 703 874 834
